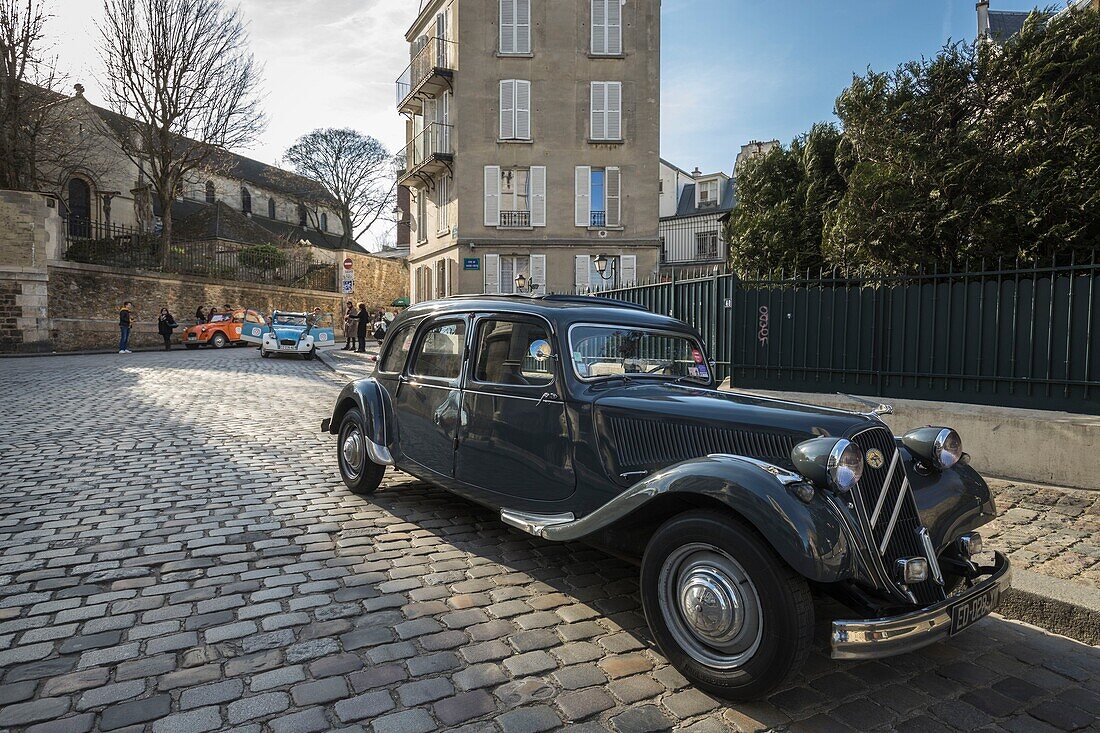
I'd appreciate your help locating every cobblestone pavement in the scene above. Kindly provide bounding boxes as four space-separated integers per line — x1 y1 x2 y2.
1 348 1099 733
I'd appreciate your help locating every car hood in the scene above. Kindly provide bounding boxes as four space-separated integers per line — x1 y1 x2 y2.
591 381 876 482
269 326 307 340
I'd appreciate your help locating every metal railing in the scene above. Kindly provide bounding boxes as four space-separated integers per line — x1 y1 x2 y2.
397 122 453 174
500 210 531 228
585 253 1100 413
590 211 606 228
659 212 729 265
396 36 457 107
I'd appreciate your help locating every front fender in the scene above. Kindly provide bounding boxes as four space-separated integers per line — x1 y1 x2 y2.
328 378 396 451
542 455 855 584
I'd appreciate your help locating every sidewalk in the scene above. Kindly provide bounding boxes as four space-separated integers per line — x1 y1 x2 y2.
318 341 381 381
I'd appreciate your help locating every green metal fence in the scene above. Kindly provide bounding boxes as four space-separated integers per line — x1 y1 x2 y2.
589 255 1100 413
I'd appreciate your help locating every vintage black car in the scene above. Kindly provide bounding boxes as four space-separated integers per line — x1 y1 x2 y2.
321 294 1011 700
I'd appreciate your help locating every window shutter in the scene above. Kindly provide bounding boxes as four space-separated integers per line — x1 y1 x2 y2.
592 0 607 54
621 254 637 286
484 166 501 226
499 80 515 139
484 254 500 294
530 254 546 290
515 80 531 140
590 83 606 140
607 0 622 54
516 0 531 53
606 167 621 226
575 166 591 227
500 0 515 53
529 166 546 227
575 255 590 292
444 258 453 297
606 82 622 140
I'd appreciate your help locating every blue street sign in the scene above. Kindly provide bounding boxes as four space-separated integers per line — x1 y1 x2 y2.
463 258 480 271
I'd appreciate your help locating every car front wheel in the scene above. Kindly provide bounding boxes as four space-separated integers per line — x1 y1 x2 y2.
337 408 385 495
211 332 228 349
260 345 271 358
640 510 813 701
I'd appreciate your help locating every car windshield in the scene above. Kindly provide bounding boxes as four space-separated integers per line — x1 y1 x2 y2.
273 314 307 327
569 325 712 384
209 314 231 323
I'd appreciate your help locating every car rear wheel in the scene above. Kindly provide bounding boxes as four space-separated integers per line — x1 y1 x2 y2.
211 332 228 349
640 510 813 701
338 408 385 495
303 347 316 361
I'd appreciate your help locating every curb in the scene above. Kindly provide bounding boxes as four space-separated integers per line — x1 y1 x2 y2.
999 568 1100 645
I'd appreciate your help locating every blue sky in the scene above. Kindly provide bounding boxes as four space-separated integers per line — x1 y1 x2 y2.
660 0 1049 174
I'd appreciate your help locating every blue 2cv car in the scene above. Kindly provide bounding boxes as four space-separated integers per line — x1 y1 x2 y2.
321 294 1010 700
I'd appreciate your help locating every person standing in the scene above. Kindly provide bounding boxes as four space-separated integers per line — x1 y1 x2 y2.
373 310 388 345
343 300 357 351
195 305 207 324
298 306 322 348
157 308 178 351
356 303 369 353
118 301 134 353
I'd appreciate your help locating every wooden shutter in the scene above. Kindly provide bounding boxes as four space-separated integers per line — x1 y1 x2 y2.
530 254 546 290
621 254 636 286
484 254 500 294
592 0 607 54
484 165 501 226
515 80 531 140
499 80 515 139
516 0 531 53
590 83 607 140
606 167 621 226
607 0 622 54
575 166 591 227
606 82 622 140
575 255 590 292
500 0 515 53
529 166 546 227
444 258 453 297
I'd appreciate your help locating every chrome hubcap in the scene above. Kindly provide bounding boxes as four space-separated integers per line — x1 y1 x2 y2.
679 568 744 643
342 429 363 476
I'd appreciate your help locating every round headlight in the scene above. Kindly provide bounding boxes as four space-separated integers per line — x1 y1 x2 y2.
827 439 864 493
933 428 962 470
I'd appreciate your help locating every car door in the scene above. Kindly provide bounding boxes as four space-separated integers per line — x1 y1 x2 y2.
239 309 267 345
310 312 337 349
454 315 576 502
394 316 469 478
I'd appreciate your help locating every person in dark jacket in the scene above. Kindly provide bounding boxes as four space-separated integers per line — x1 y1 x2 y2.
343 300 357 351
157 308 178 351
356 303 369 353
118 301 134 353
195 305 207 323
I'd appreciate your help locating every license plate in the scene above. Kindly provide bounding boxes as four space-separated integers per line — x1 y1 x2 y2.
187 334 197 340
950 585 1001 635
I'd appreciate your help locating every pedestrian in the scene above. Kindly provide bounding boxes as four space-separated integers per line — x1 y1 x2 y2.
157 308 178 351
356 303 369 353
298 306 322 348
373 310 388 345
343 300 357 351
118 301 134 354
195 305 207 323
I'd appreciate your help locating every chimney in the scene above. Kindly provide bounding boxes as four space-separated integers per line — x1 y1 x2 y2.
73 83 84 97
976 0 990 37
691 167 703 179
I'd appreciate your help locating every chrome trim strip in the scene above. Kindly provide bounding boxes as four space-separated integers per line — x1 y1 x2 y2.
831 553 1010 660
500 509 575 538
869 449 901 527
879 477 910 554
366 439 394 466
918 527 945 585
462 388 561 403
707 454 806 486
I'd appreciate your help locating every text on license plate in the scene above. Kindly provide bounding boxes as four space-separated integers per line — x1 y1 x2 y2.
950 585 1001 636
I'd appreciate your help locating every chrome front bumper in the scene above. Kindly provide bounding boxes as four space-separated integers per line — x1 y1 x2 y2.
830 552 1011 660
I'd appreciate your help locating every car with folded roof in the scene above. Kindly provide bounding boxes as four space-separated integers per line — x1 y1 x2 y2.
320 294 1010 700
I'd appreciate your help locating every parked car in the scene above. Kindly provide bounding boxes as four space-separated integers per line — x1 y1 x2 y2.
181 309 258 349
320 294 1010 700
240 309 335 359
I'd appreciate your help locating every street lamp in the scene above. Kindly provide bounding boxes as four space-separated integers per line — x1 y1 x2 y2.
514 272 527 292
593 253 615 280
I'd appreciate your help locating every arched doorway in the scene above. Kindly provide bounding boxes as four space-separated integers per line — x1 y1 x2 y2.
67 178 91 237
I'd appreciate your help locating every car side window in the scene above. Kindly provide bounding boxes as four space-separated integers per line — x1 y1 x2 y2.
411 321 466 380
380 324 416 373
473 319 554 387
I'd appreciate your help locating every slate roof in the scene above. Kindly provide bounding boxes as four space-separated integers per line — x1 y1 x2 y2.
670 179 737 219
987 10 1033 40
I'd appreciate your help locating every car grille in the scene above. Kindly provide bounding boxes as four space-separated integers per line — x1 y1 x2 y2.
280 339 296 347
849 426 946 606
607 416 797 473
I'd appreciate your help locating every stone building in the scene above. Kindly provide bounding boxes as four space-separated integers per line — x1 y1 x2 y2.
397 0 662 300
976 0 1099 41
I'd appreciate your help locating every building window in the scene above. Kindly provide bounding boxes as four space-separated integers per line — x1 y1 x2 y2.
695 231 719 260
297 203 307 227
499 0 531 54
590 82 622 141
574 253 637 291
268 197 276 219
483 254 544 294
436 259 449 298
484 165 545 227
499 80 531 140
591 0 622 55
698 179 719 208
241 187 251 214
320 212 328 231
575 166 621 227
205 181 215 203
416 191 427 244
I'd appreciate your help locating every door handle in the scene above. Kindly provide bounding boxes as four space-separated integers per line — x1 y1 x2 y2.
536 392 559 406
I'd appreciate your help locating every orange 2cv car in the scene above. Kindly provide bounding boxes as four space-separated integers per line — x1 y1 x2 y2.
181 309 265 349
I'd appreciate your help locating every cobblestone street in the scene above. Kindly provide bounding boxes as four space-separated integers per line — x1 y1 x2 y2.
1 348 1099 733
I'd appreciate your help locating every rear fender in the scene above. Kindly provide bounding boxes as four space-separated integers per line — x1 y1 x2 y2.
542 455 855 584
327 378 395 464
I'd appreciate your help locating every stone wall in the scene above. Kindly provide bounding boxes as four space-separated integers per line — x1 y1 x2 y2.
0 190 62 352
48 261 344 351
341 251 409 313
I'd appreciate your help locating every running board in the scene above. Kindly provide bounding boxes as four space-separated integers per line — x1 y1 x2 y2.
500 509 575 538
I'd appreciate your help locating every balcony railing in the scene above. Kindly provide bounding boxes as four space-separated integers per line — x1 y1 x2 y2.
590 211 606 228
397 122 454 177
500 211 531 228
396 36 457 110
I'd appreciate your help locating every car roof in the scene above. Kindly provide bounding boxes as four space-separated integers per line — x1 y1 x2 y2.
395 294 693 333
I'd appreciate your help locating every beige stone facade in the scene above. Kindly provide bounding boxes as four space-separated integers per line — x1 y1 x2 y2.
0 191 63 352
399 0 661 301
